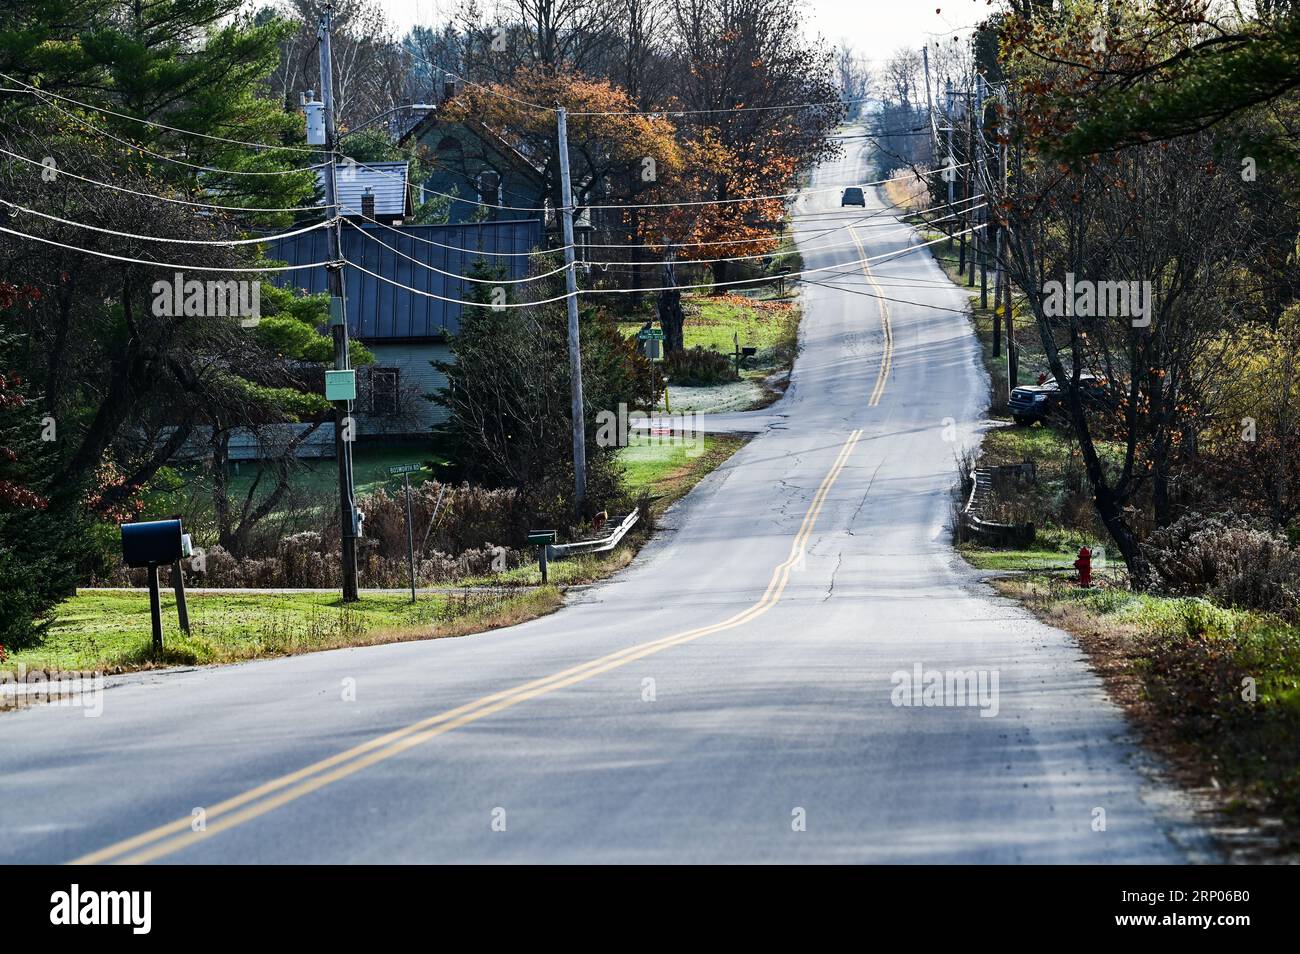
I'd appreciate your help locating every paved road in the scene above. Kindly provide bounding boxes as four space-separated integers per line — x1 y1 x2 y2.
0 133 1206 864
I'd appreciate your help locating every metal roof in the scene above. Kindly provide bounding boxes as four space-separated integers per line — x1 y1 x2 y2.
266 218 543 340
317 161 411 217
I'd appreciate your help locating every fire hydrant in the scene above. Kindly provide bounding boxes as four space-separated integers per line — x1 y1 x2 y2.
1074 546 1093 587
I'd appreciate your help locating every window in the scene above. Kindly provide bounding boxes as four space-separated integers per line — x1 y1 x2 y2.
477 170 500 206
369 368 400 416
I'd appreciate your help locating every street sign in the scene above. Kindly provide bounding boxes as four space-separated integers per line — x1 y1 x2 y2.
637 328 664 341
527 530 557 545
388 463 424 476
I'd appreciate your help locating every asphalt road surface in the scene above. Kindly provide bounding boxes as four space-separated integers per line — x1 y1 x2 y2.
0 132 1207 864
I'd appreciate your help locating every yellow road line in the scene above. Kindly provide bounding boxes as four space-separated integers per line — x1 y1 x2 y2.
73 429 864 866
847 225 893 406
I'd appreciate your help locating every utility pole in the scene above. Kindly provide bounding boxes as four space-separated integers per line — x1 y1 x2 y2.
317 5 359 601
1004 135 1017 395
965 79 975 287
976 75 988 309
556 106 588 516
945 81 956 252
922 46 939 165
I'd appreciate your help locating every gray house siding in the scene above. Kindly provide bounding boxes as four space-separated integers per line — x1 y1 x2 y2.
358 342 451 437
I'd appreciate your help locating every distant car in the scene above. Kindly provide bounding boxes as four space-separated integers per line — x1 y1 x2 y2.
1008 373 1108 426
841 187 865 207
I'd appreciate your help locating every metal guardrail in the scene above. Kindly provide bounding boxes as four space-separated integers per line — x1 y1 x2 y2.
962 469 1035 547
549 508 640 558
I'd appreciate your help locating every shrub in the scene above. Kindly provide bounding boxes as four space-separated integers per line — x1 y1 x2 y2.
664 346 738 386
1144 512 1300 621
433 270 656 520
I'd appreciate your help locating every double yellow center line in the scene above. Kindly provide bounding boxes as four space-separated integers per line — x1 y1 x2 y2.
847 224 893 406
72 429 864 865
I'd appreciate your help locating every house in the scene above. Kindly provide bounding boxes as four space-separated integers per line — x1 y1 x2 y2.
400 109 549 226
266 212 543 444
319 160 412 223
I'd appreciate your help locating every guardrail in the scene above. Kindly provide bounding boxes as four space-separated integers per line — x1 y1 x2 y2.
962 469 1035 547
549 509 640 557
530 508 642 583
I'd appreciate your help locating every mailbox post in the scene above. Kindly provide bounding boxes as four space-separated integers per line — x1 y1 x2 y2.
120 519 189 655
528 530 557 584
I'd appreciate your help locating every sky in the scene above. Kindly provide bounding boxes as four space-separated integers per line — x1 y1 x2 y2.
369 0 989 65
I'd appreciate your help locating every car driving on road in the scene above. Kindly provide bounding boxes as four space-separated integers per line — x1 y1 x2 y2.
841 187 865 207
1009 373 1108 425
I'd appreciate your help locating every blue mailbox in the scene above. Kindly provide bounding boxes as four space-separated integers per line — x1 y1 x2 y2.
120 519 186 568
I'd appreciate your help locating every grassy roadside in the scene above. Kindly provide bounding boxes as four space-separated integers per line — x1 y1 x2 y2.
618 290 801 413
995 574 1300 855
916 211 1300 855
4 432 748 676
2 588 562 675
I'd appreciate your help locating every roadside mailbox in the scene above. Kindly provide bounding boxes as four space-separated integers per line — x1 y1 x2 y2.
121 519 185 567
119 518 192 654
528 530 557 584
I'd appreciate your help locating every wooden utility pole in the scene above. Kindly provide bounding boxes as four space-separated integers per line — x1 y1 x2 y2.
922 45 939 165
945 82 956 251
977 76 988 309
556 106 588 516
318 4 359 601
965 79 975 287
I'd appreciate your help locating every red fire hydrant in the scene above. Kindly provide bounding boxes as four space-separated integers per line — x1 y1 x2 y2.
1074 546 1093 587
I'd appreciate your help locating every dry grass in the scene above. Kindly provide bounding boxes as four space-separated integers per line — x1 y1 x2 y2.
881 173 932 212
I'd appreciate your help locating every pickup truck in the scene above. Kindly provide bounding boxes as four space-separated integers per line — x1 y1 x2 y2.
1008 374 1108 426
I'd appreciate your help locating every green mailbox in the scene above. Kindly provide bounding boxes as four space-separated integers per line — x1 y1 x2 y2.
325 369 356 401
528 530 557 583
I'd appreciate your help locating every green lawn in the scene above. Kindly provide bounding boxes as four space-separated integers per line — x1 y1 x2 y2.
680 294 796 360
959 547 1079 572
15 418 746 676
7 588 559 674
618 292 797 365
215 445 444 502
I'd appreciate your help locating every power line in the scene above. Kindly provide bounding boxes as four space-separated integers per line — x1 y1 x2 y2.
568 97 870 118
800 277 978 314
353 202 984 277
341 216 569 283
342 225 988 308
338 153 970 215
0 73 322 154
0 223 334 271
334 193 984 271
0 198 336 245
0 145 334 213
21 92 328 177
